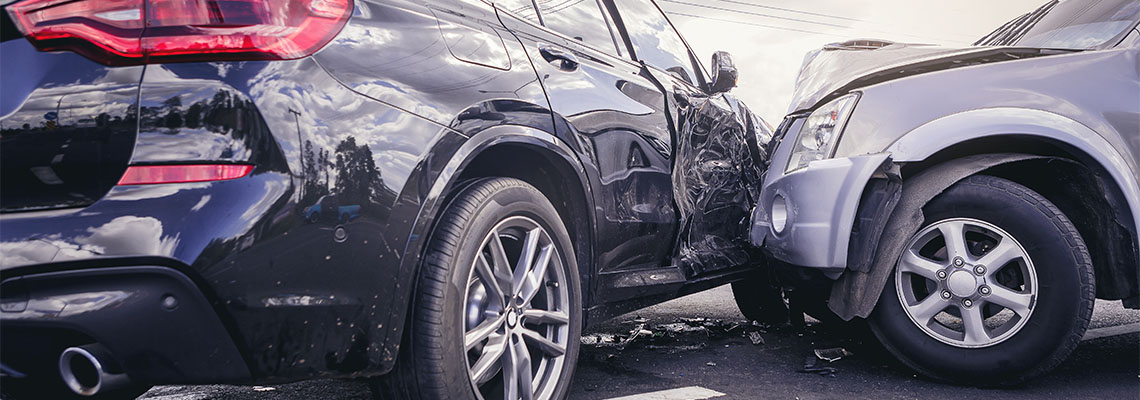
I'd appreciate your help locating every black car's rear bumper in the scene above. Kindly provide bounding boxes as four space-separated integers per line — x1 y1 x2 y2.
1 265 250 384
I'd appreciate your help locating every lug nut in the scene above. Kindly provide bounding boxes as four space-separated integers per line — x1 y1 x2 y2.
979 286 991 295
953 257 965 267
936 270 948 280
963 299 974 308
941 290 952 299
974 265 986 275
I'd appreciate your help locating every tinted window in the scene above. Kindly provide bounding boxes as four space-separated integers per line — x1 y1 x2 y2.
497 0 541 24
536 0 620 54
611 0 696 84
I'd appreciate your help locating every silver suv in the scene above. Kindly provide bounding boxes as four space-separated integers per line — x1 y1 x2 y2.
748 0 1139 386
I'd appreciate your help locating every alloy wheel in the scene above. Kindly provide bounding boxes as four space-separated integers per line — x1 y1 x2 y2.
895 218 1037 348
464 216 570 400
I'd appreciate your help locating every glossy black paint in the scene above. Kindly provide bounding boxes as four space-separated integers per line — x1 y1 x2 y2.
0 266 248 383
0 0 770 386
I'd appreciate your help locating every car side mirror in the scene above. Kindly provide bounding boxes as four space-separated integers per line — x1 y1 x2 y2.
709 51 738 94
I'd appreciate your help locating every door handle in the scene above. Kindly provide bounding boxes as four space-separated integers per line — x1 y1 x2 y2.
538 44 579 72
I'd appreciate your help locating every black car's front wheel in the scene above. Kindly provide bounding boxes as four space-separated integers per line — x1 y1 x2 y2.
375 178 581 400
869 175 1095 386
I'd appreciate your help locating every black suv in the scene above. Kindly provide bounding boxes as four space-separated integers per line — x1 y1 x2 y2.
0 0 770 398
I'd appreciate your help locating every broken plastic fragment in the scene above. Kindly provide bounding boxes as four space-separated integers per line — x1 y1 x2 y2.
798 356 839 376
813 347 853 362
748 331 765 345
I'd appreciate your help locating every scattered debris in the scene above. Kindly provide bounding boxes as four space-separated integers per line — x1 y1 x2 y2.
798 356 838 377
656 322 706 334
748 331 765 346
795 347 854 377
814 347 853 362
580 317 775 354
646 343 708 354
580 333 619 346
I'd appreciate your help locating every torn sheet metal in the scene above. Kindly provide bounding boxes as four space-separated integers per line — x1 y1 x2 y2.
672 95 771 277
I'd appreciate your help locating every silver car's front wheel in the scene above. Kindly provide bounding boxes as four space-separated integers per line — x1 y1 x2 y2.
895 218 1037 348
869 175 1094 386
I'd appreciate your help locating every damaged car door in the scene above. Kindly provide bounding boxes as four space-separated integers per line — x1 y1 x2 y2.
495 0 681 304
609 0 769 278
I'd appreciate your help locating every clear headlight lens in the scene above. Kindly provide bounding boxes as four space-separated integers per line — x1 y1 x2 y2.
785 93 859 173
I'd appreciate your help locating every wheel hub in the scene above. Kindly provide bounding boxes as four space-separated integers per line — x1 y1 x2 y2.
894 217 1038 348
506 309 519 328
947 270 979 298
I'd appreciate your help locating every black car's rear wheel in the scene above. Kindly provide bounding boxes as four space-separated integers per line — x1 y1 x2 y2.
869 175 1094 386
375 178 581 400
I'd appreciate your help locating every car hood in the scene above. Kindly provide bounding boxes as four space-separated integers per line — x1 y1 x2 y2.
788 40 1073 114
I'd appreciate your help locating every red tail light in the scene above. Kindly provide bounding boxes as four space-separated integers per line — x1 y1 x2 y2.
117 164 254 185
5 0 352 66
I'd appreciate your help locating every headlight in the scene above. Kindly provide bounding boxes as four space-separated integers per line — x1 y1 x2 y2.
785 93 859 173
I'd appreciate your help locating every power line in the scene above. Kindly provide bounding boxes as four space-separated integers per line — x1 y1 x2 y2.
704 0 978 41
659 0 851 29
706 0 864 22
662 2 970 44
665 11 839 37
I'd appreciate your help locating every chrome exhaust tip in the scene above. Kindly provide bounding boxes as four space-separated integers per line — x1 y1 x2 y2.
58 344 130 396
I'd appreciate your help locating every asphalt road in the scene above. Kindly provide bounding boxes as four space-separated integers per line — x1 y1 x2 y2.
141 285 1139 400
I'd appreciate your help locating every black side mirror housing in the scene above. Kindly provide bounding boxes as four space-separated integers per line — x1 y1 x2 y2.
709 51 738 94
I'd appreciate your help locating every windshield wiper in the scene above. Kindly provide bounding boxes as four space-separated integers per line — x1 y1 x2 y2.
976 0 1059 46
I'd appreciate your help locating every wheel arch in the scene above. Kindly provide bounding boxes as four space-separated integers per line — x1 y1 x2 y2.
886 107 1139 243
453 134 598 315
900 135 1139 302
832 108 1140 319
388 125 598 365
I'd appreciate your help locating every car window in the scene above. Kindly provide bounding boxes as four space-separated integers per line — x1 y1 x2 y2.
611 0 697 85
535 0 620 55
1018 0 1140 48
496 0 541 24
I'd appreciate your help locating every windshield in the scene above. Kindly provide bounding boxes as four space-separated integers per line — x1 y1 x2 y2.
977 0 1140 49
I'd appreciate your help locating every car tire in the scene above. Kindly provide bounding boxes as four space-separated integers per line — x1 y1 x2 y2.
373 178 582 399
869 174 1094 386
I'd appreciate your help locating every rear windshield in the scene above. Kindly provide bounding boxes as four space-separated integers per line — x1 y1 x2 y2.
979 0 1140 49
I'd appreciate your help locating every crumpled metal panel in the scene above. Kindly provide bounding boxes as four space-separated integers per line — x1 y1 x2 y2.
673 94 771 277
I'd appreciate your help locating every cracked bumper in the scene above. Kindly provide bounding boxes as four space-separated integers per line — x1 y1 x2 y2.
750 153 892 276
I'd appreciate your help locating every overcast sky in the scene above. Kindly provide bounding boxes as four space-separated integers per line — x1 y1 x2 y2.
660 0 1046 123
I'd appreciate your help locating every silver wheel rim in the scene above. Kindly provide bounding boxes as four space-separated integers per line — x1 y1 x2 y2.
895 217 1037 348
464 216 570 400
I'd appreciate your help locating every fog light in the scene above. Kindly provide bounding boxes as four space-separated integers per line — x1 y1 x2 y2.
772 194 788 234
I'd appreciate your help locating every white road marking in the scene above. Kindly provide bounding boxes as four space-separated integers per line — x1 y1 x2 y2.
604 386 726 400
1082 322 1140 341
